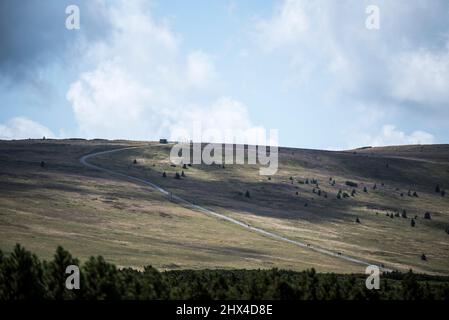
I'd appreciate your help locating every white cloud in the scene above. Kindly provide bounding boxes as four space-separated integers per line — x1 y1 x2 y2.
362 124 435 147
390 44 449 105
186 51 217 89
253 0 360 92
66 0 259 141
255 0 309 50
0 117 55 140
252 0 448 148
168 97 268 144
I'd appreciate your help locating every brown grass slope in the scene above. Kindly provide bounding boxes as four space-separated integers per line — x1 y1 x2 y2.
0 139 362 273
1 140 448 274
89 143 449 275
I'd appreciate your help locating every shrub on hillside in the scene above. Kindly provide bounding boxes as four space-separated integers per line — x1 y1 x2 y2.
345 181 358 188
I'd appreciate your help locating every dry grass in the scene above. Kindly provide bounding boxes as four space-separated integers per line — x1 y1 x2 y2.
89 143 449 275
0 139 362 273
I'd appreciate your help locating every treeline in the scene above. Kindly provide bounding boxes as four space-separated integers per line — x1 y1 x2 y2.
1 244 449 300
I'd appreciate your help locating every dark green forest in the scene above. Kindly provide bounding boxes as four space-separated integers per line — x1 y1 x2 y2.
1 244 449 300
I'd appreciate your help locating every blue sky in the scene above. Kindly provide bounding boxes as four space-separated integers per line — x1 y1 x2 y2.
1 0 448 149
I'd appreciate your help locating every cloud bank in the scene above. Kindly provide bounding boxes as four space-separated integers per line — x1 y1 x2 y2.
253 0 448 148
1 0 447 148
66 0 261 142
0 117 55 140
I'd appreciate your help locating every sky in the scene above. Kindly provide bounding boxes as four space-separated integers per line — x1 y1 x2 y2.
0 0 448 150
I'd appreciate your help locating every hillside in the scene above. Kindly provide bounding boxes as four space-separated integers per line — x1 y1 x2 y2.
1 140 448 275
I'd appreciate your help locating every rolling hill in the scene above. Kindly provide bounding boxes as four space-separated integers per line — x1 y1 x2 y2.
1 139 448 275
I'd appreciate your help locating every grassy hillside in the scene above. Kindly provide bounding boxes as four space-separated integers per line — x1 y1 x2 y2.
0 139 361 273
89 143 449 275
1 140 448 275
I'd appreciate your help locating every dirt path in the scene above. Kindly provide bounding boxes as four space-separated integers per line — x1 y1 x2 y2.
80 145 393 273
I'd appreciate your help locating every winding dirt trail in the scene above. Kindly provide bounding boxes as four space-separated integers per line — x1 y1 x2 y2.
80 145 392 272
